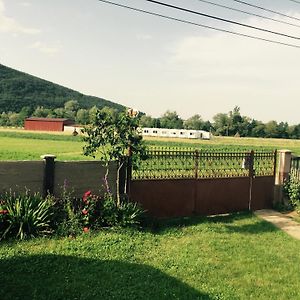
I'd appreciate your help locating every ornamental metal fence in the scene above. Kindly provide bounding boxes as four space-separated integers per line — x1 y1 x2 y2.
291 156 300 181
132 147 276 180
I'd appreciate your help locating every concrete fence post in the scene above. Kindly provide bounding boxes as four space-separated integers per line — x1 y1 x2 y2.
41 154 56 197
277 150 292 185
274 150 292 204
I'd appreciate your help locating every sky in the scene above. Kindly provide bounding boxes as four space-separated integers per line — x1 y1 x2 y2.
0 0 300 124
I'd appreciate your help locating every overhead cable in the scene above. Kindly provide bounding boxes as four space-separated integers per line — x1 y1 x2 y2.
196 0 300 28
230 0 300 22
143 0 300 40
97 0 300 49
287 0 300 4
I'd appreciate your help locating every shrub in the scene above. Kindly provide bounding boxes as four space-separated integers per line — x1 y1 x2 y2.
100 194 145 228
75 191 145 231
0 191 54 240
284 175 300 214
53 181 83 237
80 190 102 232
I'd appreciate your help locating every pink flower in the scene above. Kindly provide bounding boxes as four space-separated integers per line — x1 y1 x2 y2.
83 227 90 233
83 190 92 203
84 191 92 197
82 209 88 215
0 210 8 215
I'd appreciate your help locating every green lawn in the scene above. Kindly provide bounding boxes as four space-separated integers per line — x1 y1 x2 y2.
0 131 89 161
1 212 300 300
145 136 300 155
0 129 300 161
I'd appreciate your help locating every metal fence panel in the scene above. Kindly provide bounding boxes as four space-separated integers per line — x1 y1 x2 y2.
132 148 276 180
291 156 300 181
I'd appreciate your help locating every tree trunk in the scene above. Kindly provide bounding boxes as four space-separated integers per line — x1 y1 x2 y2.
116 161 124 207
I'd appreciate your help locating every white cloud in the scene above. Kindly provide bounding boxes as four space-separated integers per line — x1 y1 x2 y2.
136 33 152 41
0 0 40 34
29 41 61 55
159 14 300 123
168 15 300 84
20 2 32 7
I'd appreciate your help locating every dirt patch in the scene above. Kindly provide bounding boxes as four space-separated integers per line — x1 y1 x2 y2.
282 210 300 223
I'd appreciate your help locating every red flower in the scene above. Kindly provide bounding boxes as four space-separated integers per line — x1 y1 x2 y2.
83 190 92 203
83 227 90 233
84 191 92 197
82 209 88 215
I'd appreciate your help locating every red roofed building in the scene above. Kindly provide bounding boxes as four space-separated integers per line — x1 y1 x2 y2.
24 117 74 132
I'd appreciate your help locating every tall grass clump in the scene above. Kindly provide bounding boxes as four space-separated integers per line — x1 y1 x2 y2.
0 191 54 240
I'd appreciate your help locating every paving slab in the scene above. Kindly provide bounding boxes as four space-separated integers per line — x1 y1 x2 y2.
255 209 300 240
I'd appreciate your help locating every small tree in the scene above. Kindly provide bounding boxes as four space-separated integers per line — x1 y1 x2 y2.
82 109 146 206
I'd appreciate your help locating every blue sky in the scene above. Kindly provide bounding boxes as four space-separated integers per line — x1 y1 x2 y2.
0 0 300 124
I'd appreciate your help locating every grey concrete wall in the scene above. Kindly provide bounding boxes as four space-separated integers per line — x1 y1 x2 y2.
0 161 44 194
0 160 118 199
53 161 118 199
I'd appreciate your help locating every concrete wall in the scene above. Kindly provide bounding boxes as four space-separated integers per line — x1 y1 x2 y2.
0 161 44 194
0 160 118 198
53 161 118 198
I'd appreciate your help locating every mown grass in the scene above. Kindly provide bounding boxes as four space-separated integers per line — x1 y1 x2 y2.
1 212 300 299
0 136 91 161
0 128 300 161
145 136 300 155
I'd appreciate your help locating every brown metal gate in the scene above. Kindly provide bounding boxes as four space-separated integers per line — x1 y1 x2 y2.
129 148 277 218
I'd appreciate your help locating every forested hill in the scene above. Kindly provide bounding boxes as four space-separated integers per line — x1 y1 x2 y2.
0 64 125 112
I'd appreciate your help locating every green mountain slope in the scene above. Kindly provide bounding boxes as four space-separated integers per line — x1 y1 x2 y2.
0 64 125 112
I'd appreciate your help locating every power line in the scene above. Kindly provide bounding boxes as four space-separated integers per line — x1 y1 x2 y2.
196 0 300 28
287 0 300 4
97 0 300 49
144 0 300 40
230 0 300 22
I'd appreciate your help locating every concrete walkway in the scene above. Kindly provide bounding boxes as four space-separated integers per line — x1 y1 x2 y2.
255 209 300 240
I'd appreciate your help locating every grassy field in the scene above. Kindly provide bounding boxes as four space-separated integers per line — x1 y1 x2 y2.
1 212 300 300
0 128 300 161
146 136 300 154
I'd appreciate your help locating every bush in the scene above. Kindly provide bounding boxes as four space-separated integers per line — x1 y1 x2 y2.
52 182 83 237
284 175 300 214
53 184 145 236
0 184 145 240
81 192 145 230
0 191 54 240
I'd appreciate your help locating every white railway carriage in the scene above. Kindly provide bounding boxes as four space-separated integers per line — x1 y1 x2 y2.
141 128 211 140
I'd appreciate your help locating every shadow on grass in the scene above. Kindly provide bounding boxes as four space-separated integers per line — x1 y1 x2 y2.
222 219 279 234
1 254 211 300
145 211 279 235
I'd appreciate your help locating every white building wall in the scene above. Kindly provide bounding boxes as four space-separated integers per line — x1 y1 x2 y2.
141 128 211 140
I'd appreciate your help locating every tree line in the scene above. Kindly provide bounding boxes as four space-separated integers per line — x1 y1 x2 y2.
1 103 299 139
0 100 112 127
139 106 300 139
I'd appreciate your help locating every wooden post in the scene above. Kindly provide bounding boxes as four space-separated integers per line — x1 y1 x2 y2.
41 154 56 197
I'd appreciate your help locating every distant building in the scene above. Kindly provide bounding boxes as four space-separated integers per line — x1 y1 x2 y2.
24 117 74 132
141 127 211 140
